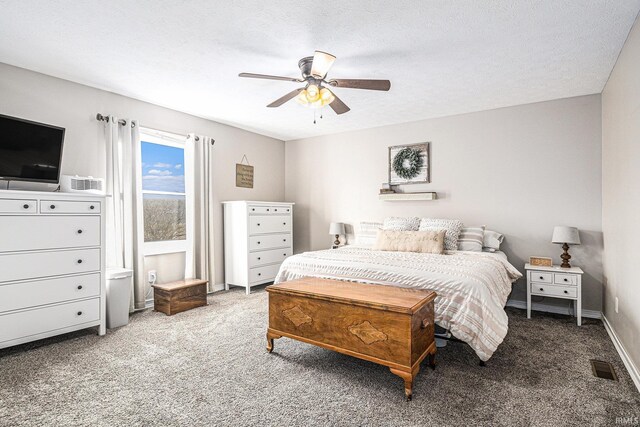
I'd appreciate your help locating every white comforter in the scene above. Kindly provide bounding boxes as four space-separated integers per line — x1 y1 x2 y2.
274 247 522 361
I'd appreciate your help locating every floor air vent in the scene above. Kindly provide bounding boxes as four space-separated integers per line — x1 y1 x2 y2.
590 359 618 381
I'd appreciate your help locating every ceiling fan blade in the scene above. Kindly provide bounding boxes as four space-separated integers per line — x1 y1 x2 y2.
310 50 336 79
328 79 391 91
239 72 302 82
328 91 350 115
267 88 304 108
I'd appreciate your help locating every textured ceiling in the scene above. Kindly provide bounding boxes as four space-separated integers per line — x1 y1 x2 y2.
1 1 639 141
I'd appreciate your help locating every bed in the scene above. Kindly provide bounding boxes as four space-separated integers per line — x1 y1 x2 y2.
274 246 522 361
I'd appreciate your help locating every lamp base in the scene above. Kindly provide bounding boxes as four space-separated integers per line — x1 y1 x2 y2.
560 243 572 268
334 235 340 247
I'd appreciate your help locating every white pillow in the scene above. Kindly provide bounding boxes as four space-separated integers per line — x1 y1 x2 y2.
457 226 485 252
419 218 464 251
382 217 420 231
373 229 445 254
356 221 382 247
483 230 504 252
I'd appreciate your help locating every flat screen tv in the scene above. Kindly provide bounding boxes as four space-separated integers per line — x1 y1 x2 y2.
0 114 65 184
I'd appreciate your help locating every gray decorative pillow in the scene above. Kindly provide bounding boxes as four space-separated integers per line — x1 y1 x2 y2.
483 230 504 252
419 218 464 251
382 217 420 231
457 226 486 252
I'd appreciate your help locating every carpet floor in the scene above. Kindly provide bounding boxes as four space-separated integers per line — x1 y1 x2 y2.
0 287 638 427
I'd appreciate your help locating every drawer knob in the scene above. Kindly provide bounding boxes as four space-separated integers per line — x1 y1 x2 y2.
77 285 83 290
539 276 544 280
286 209 290 212
77 311 83 316
283 222 286 225
50 204 56 209
23 204 29 209
539 288 544 291
257 223 261 226
77 229 83 234
258 257 261 260
267 209 270 211
258 273 262 276
564 278 568 282
564 290 568 294
283 239 286 242
283 253 287 256
257 241 261 244
77 259 83 264
90 205 95 210
274 209 278 212
252 208 255 211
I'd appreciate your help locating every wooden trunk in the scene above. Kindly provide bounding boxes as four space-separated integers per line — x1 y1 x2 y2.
266 278 436 400
152 279 208 316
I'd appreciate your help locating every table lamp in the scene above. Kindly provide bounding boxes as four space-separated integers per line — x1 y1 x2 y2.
552 226 581 268
329 222 346 247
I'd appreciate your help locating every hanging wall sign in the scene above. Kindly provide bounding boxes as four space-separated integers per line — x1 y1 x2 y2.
236 154 254 188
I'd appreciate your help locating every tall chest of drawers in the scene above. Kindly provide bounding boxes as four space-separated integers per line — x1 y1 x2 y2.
0 190 106 349
223 201 294 294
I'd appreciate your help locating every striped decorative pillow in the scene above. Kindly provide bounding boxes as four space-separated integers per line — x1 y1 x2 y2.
419 218 464 251
457 226 486 252
356 221 383 247
382 217 421 231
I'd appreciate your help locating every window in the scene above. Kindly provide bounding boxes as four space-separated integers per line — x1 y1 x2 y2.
138 130 192 256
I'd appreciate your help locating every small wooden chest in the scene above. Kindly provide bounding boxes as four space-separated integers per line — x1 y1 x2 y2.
152 279 208 316
266 277 436 400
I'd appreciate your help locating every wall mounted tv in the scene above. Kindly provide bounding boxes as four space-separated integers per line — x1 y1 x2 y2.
0 114 65 184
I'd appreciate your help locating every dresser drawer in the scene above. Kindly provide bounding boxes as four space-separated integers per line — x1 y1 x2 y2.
249 233 291 251
530 271 552 284
249 247 291 267
530 283 577 298
249 263 282 284
248 205 292 215
0 273 101 312
41 200 101 214
0 199 37 214
0 216 100 252
554 273 576 286
0 298 100 344
249 215 292 235
0 248 101 283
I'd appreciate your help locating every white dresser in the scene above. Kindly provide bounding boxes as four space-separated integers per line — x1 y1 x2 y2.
223 201 294 294
0 190 106 349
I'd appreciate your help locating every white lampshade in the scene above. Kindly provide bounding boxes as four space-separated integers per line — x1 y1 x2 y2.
329 222 345 235
552 226 581 245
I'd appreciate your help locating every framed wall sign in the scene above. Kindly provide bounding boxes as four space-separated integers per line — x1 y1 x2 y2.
236 155 254 188
388 142 430 185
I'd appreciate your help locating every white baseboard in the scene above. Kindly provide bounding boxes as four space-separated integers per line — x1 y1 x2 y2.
506 299 602 319
602 315 640 393
209 283 226 293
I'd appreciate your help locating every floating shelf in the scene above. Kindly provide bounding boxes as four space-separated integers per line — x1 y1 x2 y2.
379 192 437 201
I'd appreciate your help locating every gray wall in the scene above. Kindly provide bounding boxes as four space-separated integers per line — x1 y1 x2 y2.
602 15 640 374
0 63 286 293
285 95 603 311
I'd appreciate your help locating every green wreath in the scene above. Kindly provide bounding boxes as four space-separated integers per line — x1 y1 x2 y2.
393 148 423 179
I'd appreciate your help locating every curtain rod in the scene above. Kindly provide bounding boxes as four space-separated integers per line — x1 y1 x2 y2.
96 113 215 145
96 113 135 127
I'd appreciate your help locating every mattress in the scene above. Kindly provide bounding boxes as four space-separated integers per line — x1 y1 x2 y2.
275 246 522 361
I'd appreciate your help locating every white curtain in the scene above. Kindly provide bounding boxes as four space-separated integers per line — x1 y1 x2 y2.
187 133 215 292
103 116 145 311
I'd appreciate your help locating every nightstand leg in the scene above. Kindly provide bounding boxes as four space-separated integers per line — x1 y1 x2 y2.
527 288 531 319
577 297 582 326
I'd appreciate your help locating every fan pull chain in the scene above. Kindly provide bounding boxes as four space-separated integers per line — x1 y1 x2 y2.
313 110 316 124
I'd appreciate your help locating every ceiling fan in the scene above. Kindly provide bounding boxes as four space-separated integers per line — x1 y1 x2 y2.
239 51 391 115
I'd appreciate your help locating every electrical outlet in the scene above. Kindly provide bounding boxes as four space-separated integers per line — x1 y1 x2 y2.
615 297 619 314
148 270 157 284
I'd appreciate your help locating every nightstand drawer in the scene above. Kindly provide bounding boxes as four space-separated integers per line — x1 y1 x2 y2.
554 273 576 286
530 283 576 298
530 272 552 284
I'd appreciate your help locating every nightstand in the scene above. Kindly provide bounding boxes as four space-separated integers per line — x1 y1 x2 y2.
525 263 584 326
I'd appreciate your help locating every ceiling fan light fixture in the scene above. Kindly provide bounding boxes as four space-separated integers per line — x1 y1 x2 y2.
310 50 336 79
306 84 320 101
320 88 335 104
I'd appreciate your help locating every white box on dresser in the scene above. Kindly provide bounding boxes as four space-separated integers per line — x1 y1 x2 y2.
222 201 294 294
0 190 106 349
